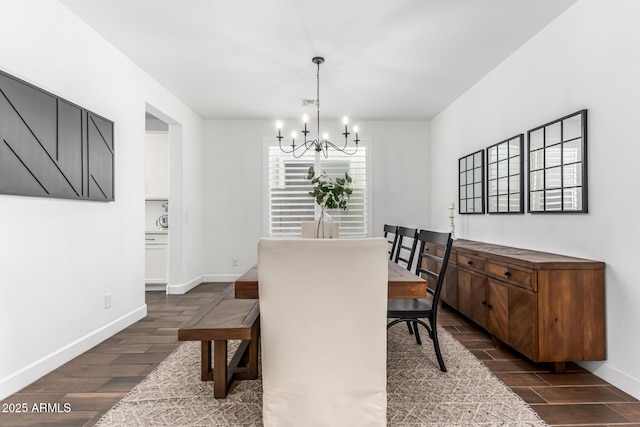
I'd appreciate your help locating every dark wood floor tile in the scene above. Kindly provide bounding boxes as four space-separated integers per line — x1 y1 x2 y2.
537 372 610 386
531 403 630 425
47 364 148 378
156 327 180 334
0 411 99 427
66 353 121 365
112 352 168 364
608 402 640 421
118 335 177 344
181 310 199 316
470 349 492 360
19 377 111 394
452 324 482 333
485 347 522 360
58 392 127 411
111 328 158 336
482 358 546 373
495 372 550 387
140 364 160 376
606 386 640 402
512 387 547 404
95 377 146 392
145 343 181 353
1 392 66 405
155 315 195 322
460 340 497 350
448 331 491 342
129 320 182 328
89 343 152 354
533 386 630 404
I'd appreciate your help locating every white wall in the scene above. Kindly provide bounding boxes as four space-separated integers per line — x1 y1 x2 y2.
202 119 429 277
0 0 203 399
430 0 640 398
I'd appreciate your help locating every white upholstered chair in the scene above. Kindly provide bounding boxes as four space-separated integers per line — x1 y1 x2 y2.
300 220 339 238
257 238 388 427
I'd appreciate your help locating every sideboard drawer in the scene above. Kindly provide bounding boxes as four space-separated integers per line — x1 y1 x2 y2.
487 261 535 291
457 252 486 274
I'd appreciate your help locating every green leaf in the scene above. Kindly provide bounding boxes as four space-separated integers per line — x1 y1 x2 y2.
306 167 315 180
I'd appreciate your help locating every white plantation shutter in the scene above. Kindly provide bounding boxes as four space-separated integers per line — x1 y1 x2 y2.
266 142 369 237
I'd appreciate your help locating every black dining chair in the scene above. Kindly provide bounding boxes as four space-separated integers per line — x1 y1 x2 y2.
394 226 418 271
383 224 399 260
387 230 454 372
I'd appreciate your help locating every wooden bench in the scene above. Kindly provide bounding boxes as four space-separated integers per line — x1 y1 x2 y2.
178 298 260 399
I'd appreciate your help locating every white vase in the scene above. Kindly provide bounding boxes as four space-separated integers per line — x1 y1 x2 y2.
316 211 333 238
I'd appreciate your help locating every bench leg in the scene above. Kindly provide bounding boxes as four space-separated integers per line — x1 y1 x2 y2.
201 341 213 381
214 339 228 399
247 320 259 379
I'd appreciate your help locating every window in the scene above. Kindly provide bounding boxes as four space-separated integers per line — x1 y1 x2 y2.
265 141 370 237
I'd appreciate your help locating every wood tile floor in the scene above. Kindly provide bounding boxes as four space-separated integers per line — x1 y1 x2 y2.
2 282 638 426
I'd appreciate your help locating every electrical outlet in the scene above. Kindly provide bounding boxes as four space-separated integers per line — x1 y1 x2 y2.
104 293 112 309
232 257 238 266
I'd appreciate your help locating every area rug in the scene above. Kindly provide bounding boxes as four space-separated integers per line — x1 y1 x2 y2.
95 326 546 426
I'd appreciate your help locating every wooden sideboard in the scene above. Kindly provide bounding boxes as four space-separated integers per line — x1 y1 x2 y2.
426 239 605 372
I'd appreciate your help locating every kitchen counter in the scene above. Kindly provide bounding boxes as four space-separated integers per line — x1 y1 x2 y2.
146 228 168 234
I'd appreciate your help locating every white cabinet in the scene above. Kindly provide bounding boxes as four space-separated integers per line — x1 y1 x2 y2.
145 131 169 200
145 232 168 285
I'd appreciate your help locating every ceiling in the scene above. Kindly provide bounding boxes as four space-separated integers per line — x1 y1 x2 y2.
58 0 576 121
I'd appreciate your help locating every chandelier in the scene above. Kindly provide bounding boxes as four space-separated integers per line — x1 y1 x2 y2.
276 56 360 158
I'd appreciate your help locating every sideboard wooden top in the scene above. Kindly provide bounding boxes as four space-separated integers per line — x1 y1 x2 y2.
452 239 604 270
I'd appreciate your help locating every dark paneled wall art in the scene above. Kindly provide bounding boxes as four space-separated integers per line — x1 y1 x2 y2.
0 70 114 201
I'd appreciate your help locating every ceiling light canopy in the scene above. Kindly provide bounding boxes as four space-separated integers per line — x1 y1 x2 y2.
276 57 360 158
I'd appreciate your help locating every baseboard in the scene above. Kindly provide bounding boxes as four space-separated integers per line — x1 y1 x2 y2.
202 273 242 283
0 304 147 401
166 275 203 295
580 361 640 400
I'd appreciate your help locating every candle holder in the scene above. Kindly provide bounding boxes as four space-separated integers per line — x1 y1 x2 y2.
448 203 456 239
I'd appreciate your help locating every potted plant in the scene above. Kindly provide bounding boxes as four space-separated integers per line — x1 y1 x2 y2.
305 166 353 237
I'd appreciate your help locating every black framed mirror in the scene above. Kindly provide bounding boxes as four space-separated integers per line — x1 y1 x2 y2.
486 134 524 214
527 110 588 213
458 150 484 214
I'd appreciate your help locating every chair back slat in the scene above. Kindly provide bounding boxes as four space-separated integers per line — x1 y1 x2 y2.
383 224 399 260
414 230 453 304
394 226 418 270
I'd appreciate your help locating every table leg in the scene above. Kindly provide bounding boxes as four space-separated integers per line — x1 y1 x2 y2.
214 339 228 398
201 340 213 381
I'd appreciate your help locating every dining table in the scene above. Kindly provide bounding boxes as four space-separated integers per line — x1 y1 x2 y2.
234 259 426 299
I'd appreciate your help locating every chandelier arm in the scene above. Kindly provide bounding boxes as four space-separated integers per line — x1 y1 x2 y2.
278 136 315 159
324 139 359 155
